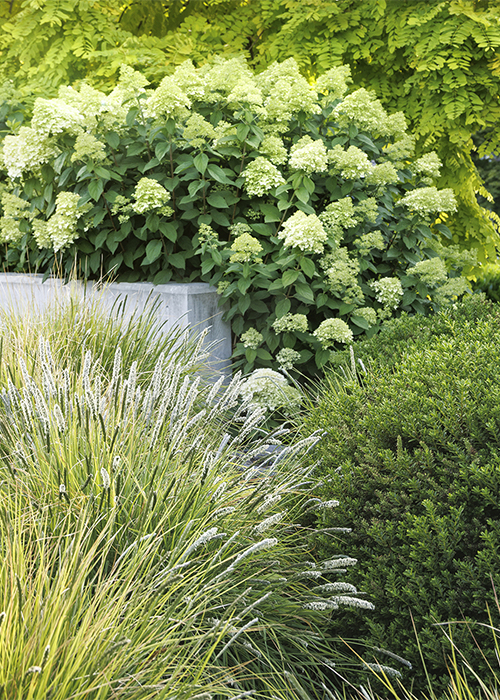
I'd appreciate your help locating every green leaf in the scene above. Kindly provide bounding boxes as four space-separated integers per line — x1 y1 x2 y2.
207 193 228 208
315 348 332 368
282 269 300 287
245 347 257 363
155 141 170 161
159 222 178 242
168 252 186 269
237 277 251 294
144 239 162 264
88 179 104 201
351 315 371 330
275 297 291 318
211 210 230 226
193 152 209 174
294 282 315 304
256 349 272 360
300 257 316 278
296 187 310 203
238 295 251 313
260 203 281 222
206 164 233 184
237 124 250 142
106 132 120 149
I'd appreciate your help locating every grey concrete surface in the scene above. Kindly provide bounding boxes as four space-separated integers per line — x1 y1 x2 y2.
0 273 233 377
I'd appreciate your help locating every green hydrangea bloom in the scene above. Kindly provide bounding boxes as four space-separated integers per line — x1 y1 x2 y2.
289 135 328 174
354 230 385 257
273 313 308 333
321 248 364 305
313 318 353 347
328 144 373 179
241 327 264 350
240 368 302 413
242 157 285 197
132 178 172 215
260 135 288 165
276 348 302 370
411 257 448 286
397 187 457 216
229 232 263 263
278 211 327 254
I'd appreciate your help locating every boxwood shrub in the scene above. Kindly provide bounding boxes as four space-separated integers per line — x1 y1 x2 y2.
302 296 500 694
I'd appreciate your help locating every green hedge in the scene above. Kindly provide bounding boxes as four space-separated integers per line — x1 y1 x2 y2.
302 296 500 694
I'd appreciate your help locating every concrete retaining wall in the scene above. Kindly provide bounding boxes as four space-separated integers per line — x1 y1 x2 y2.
0 273 233 377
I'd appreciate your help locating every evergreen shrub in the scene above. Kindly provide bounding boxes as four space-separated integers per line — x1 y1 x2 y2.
302 297 500 693
0 57 473 377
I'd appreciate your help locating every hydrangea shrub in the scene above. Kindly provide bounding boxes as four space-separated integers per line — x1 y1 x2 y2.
0 58 473 376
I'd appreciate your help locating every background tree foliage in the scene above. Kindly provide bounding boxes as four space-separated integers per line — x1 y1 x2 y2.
1 0 500 264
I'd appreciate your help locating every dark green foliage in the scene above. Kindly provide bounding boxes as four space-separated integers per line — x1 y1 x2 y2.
302 297 500 694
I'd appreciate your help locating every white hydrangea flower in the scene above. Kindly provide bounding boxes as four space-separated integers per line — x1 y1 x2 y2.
273 313 308 334
240 368 302 413
320 197 358 245
182 113 216 148
333 88 406 137
411 257 448 285
370 277 404 309
0 192 32 244
2 127 60 178
365 162 399 187
71 132 107 163
354 307 378 326
260 135 288 165
258 58 320 125
413 152 441 180
397 187 457 215
354 230 385 257
321 248 364 305
173 60 207 101
145 76 191 120
434 277 471 305
315 65 352 104
31 97 83 136
313 318 353 347
278 211 327 254
289 135 328 174
45 191 84 252
353 197 379 224
229 232 263 263
276 347 301 370
242 157 285 197
241 327 263 349
381 134 416 168
107 64 149 105
132 178 171 215
328 144 373 179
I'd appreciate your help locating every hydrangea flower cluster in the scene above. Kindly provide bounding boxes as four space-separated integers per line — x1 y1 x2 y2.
145 75 191 121
71 132 107 163
354 230 385 256
273 314 308 333
333 88 406 138
354 307 378 326
229 232 263 263
315 65 351 105
239 368 302 413
278 211 327 254
413 152 441 182
0 192 32 244
313 319 354 347
31 98 83 136
242 157 285 197
397 187 457 216
322 248 364 305
381 134 416 168
182 113 217 148
132 178 172 215
434 277 471 306
328 145 373 180
2 127 59 179
257 58 320 125
276 348 302 370
370 277 404 312
37 191 85 252
320 197 358 245
411 257 448 285
353 198 379 224
241 327 263 349
289 136 328 174
365 162 399 187
259 135 288 165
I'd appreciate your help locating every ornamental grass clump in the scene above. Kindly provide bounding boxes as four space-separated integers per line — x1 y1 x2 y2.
0 297 377 698
0 56 472 378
